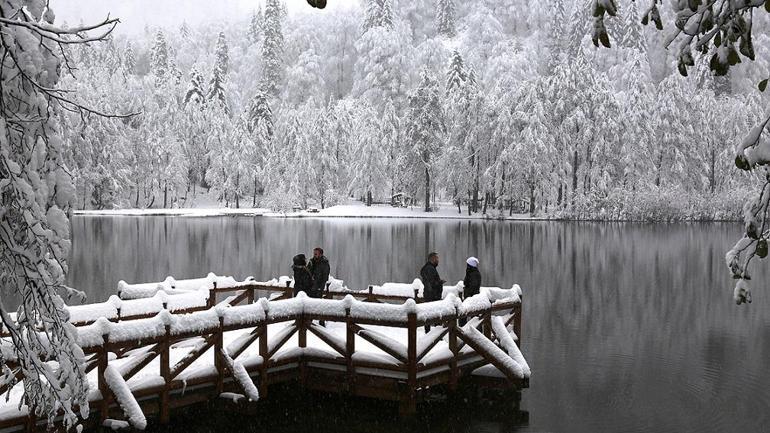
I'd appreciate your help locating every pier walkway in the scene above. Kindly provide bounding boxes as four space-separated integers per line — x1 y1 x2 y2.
0 274 529 431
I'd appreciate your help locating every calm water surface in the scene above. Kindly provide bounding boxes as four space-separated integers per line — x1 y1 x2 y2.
63 217 770 433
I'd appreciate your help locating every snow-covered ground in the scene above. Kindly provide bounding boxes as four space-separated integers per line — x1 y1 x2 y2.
73 200 534 220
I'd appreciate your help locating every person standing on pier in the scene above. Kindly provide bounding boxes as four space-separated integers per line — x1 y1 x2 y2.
308 247 331 299
292 254 313 297
420 252 446 332
460 257 481 326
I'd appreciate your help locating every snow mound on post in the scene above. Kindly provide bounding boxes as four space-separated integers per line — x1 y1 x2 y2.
104 366 147 430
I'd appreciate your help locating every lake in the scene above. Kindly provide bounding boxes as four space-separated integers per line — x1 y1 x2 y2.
62 216 770 432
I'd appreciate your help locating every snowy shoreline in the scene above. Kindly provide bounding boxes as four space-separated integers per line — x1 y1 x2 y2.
71 205 740 222
72 204 539 220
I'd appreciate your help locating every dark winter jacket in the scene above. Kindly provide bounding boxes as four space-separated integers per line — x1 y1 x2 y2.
292 255 313 297
463 265 482 299
308 255 331 293
420 261 443 301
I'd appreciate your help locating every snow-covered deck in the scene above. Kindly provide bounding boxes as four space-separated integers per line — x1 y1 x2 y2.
0 275 528 431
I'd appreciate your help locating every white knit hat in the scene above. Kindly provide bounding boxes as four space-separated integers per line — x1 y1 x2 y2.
466 257 479 267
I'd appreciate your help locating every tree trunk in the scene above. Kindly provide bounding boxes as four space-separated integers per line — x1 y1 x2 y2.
571 150 578 207
366 190 372 207
529 183 536 216
467 191 472 216
253 175 258 208
424 167 431 212
163 180 168 208
709 149 716 194
235 172 240 209
482 192 489 215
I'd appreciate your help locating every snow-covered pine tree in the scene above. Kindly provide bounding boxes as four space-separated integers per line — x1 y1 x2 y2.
246 89 273 138
214 31 229 78
436 0 456 38
180 21 191 39
124 41 136 75
445 50 467 93
379 0 394 29
261 0 285 96
405 70 445 212
363 0 394 31
151 30 169 82
184 67 206 105
362 0 382 31
0 2 122 427
168 56 183 85
349 103 388 206
207 64 229 114
248 7 263 44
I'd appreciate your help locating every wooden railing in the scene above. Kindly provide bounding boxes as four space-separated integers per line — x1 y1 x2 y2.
0 282 527 432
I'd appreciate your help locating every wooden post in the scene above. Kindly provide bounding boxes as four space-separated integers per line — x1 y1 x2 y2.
160 325 171 424
513 296 523 347
448 318 458 391
258 322 269 397
482 310 492 339
247 284 255 304
298 316 307 386
98 334 110 424
215 317 224 395
345 308 355 391
285 280 292 299
325 281 331 299
207 282 217 309
367 285 373 302
413 288 420 303
405 312 417 414
24 411 36 433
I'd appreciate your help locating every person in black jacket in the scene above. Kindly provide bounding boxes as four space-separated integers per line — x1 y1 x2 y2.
419 252 445 332
292 254 313 297
307 247 330 299
460 257 481 326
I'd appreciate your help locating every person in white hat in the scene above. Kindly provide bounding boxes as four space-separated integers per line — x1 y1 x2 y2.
463 257 481 298
460 257 481 326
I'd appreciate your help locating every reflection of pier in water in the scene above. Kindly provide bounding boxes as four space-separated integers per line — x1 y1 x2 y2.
0 274 529 431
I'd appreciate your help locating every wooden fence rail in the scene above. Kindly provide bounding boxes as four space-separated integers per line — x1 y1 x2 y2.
0 282 527 432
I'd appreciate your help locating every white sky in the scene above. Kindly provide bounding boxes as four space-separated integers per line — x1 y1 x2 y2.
49 0 359 35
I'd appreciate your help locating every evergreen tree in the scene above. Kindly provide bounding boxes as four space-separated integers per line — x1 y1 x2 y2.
151 30 169 82
168 56 183 84
124 41 136 75
405 70 445 212
379 0 394 29
184 67 206 105
248 7 263 44
446 50 467 93
261 0 285 96
180 21 191 39
214 31 229 78
436 0 456 38
363 0 382 31
207 64 228 113
246 89 273 138
363 0 394 31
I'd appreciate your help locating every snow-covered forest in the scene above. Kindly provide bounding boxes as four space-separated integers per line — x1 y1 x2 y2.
58 0 770 220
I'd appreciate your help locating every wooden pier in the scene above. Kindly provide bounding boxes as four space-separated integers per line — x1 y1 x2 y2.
0 276 528 431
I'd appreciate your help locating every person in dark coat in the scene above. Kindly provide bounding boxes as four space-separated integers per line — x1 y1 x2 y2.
460 257 481 326
419 252 445 332
292 254 313 297
307 247 330 299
